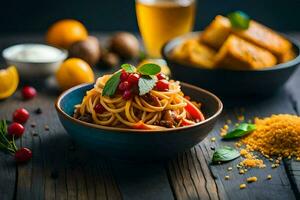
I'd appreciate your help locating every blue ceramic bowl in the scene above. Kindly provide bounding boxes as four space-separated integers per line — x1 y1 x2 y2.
55 83 223 160
162 32 300 96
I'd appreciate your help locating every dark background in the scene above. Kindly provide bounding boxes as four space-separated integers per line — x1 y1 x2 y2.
1 0 300 34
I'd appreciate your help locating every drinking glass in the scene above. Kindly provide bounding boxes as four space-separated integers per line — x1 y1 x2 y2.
136 0 196 58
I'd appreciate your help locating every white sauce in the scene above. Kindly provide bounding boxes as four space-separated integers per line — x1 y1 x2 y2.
3 44 65 63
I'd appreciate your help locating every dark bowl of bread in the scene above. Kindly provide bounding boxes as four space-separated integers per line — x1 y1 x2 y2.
162 13 300 97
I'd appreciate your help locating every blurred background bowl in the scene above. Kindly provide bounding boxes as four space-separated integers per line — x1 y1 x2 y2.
2 44 67 80
162 32 300 97
55 83 223 160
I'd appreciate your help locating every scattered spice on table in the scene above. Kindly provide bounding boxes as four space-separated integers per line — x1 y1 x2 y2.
44 125 49 131
35 108 42 114
31 122 36 128
31 130 38 137
220 124 229 136
246 176 257 183
212 113 300 190
239 184 246 189
241 114 300 160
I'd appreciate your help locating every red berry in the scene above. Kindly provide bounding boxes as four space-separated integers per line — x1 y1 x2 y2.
156 73 166 80
15 148 32 163
155 80 169 91
120 70 129 81
22 86 37 99
13 108 30 123
94 104 106 114
127 73 140 85
8 122 24 137
122 90 132 100
118 81 131 91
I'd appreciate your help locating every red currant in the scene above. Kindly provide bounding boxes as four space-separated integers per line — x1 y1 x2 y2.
155 80 169 91
8 122 24 137
22 86 37 100
13 108 30 124
118 81 131 91
120 70 129 81
94 104 106 114
156 73 166 80
127 73 140 85
15 147 32 163
122 90 132 100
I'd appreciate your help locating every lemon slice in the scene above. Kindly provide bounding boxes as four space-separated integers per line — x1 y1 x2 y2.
0 66 19 99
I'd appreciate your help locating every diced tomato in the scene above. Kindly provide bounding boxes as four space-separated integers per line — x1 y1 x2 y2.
181 118 196 126
184 99 205 121
184 96 191 101
132 121 166 130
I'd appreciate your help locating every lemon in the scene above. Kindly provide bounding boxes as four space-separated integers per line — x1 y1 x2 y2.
56 58 94 90
0 66 19 99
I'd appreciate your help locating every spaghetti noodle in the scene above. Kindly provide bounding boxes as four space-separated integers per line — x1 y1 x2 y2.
74 64 204 130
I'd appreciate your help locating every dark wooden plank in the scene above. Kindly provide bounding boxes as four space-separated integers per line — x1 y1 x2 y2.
0 157 16 200
168 88 298 200
168 147 221 200
112 161 174 200
0 101 17 200
0 87 122 200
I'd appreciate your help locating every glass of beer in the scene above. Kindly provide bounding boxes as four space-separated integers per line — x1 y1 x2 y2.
136 0 196 58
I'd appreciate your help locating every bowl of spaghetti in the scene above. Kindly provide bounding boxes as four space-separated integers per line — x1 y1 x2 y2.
55 64 223 160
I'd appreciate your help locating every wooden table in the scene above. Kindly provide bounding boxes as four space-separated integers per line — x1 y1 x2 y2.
0 33 300 200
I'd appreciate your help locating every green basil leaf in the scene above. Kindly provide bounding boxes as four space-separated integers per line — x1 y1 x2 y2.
212 146 240 163
121 64 136 73
102 71 121 97
223 123 256 139
138 75 157 95
137 63 161 75
139 51 146 61
227 11 250 30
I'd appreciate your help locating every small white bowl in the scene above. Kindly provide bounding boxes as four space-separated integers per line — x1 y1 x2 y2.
2 44 68 80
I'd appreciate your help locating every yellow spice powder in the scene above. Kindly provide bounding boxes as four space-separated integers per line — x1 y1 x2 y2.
239 148 265 168
242 114 300 158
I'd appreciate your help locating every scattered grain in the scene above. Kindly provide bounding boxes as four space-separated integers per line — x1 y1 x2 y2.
44 125 49 131
35 108 42 114
271 164 276 168
242 114 300 160
246 176 257 183
240 184 246 189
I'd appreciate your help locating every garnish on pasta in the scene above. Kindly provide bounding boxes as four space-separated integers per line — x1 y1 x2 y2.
73 63 205 130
